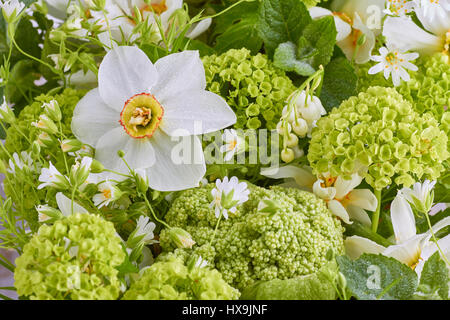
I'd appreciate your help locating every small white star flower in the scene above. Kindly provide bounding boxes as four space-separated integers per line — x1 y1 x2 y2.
220 129 244 161
93 180 122 208
7 151 33 174
209 176 250 219
194 256 208 268
0 0 25 22
368 45 419 86
37 162 70 190
134 215 157 244
384 0 416 16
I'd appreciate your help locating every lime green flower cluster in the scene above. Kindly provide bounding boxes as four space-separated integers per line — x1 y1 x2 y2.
4 88 85 155
14 213 125 300
122 254 240 300
160 183 344 290
202 48 296 130
308 86 449 189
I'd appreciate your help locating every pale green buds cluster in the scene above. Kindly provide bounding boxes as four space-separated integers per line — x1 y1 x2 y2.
169 227 196 249
202 48 296 130
0 97 15 124
308 86 449 190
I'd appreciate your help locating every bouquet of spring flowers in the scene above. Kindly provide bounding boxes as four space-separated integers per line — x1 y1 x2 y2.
0 0 449 301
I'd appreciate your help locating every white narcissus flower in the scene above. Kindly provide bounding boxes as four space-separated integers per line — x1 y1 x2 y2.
368 45 419 86
310 0 385 64
345 192 450 277
71 46 236 191
37 162 70 190
261 165 377 226
0 0 25 22
209 176 250 219
93 180 122 208
383 1 450 56
220 129 244 161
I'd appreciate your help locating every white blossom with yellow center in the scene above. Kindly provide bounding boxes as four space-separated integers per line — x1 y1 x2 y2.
383 0 450 56
368 45 419 86
71 46 236 191
384 0 416 16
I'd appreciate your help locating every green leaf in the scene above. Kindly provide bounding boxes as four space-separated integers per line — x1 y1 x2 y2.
14 17 41 59
337 254 418 300
213 1 262 54
414 252 449 300
273 41 315 76
116 246 139 278
185 39 215 57
240 261 338 300
300 15 336 69
258 0 311 57
320 56 357 112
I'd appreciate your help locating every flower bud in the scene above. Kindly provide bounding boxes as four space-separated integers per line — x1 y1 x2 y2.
61 139 83 153
0 160 7 174
90 159 104 173
37 132 55 148
281 148 294 163
36 204 63 223
42 100 61 122
169 227 196 249
257 198 281 215
0 98 15 124
292 118 308 137
31 141 41 158
285 133 299 148
276 121 291 135
70 157 92 187
117 150 125 158
32 114 58 135
134 169 149 194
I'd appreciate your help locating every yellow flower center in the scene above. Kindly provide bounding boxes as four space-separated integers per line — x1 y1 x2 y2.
102 189 111 199
385 52 402 70
120 93 164 139
387 0 411 15
142 0 168 15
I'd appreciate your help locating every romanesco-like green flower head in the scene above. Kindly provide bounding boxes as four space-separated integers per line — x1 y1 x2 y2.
202 48 296 130
14 213 125 300
122 255 240 300
308 86 449 190
160 183 345 290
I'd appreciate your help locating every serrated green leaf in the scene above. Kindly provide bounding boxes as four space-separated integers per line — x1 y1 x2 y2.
213 1 262 54
258 0 311 57
414 252 449 300
320 56 357 111
337 254 418 300
300 15 336 69
273 41 315 76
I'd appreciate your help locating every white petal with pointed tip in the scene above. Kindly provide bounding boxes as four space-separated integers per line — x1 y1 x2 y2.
346 189 378 211
145 130 206 191
260 165 316 191
346 205 372 226
159 90 236 136
56 192 88 216
344 235 385 260
328 199 352 224
98 46 158 111
391 193 416 244
95 127 156 173
151 51 207 103
71 88 121 147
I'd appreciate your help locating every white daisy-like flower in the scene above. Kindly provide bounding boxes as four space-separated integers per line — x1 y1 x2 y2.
37 162 70 190
384 0 416 16
194 256 208 268
220 129 244 162
400 179 436 214
71 46 236 191
209 176 250 219
92 180 122 208
7 151 33 174
133 215 157 244
383 1 450 56
368 45 419 86
0 0 25 22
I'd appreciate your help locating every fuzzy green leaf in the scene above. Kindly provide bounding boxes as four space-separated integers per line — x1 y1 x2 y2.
414 252 449 300
337 254 418 300
273 41 316 76
258 0 311 57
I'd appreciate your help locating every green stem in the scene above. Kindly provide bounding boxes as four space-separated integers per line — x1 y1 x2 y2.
424 210 450 267
142 193 171 229
209 213 223 245
372 189 382 233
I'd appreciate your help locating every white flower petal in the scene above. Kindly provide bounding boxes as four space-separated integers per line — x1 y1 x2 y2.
344 235 386 260
368 62 384 74
313 180 337 200
95 127 156 173
383 16 443 55
186 18 212 39
56 192 88 216
415 3 450 36
383 234 424 266
346 189 378 211
151 51 207 103
346 205 372 226
260 165 316 191
159 90 236 136
327 199 352 224
391 193 416 243
98 46 158 111
145 130 206 191
71 88 121 147
334 174 363 199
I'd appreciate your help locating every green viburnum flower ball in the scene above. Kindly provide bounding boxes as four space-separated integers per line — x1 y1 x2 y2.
202 48 296 130
308 86 449 190
160 184 344 290
14 213 125 300
122 254 240 300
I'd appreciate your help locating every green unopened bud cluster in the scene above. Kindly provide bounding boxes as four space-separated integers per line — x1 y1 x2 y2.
308 86 449 190
14 213 125 300
202 48 296 130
